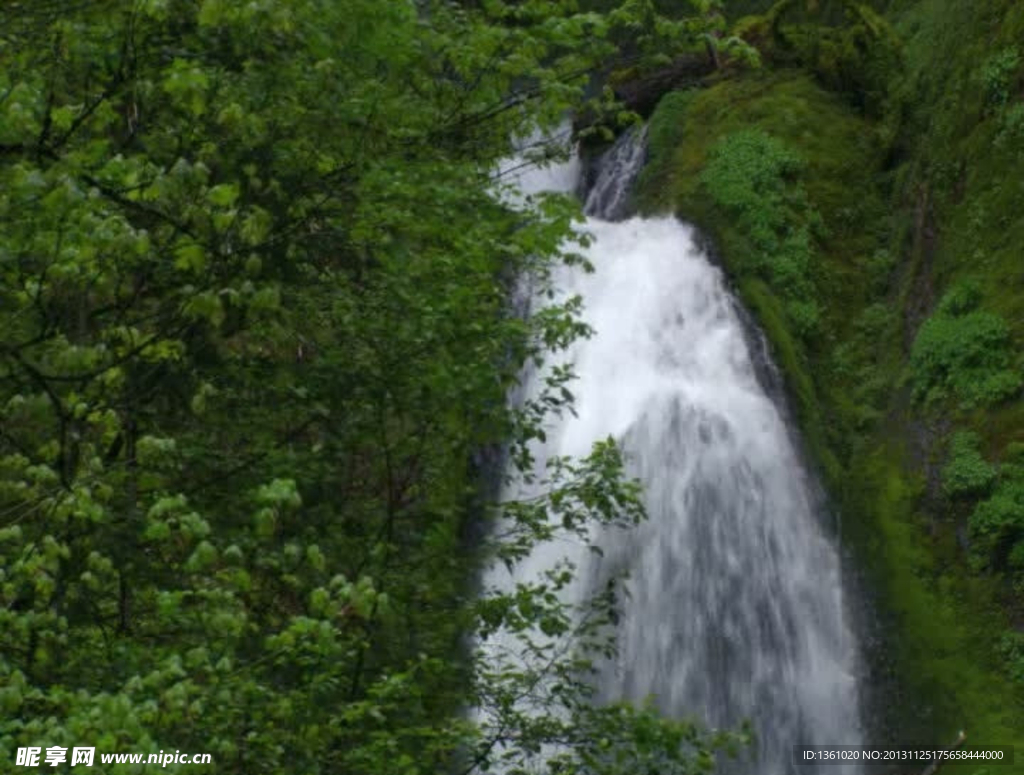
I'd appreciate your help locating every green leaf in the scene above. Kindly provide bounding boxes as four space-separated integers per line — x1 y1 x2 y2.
175 243 206 272
182 290 225 327
208 183 240 207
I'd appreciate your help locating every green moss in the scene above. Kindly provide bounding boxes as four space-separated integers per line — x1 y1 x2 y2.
846 444 1023 767
638 70 887 477
888 0 1024 349
639 61 1024 764
701 129 822 335
642 90 695 194
980 47 1021 108
740 277 841 484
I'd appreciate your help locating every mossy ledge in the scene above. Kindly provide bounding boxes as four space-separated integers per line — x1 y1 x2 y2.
637 63 1024 769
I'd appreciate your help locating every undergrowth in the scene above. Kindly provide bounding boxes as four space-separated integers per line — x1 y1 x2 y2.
909 284 1020 409
969 449 1024 575
942 432 996 499
637 47 1024 757
701 129 822 336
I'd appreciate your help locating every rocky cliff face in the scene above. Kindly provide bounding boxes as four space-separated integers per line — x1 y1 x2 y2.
634 0 1024 758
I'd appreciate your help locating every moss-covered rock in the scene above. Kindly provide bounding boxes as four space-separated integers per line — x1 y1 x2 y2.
637 71 888 482
638 53 1024 762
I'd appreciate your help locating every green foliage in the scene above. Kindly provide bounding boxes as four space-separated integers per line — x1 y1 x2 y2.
702 130 803 223
980 47 1021 107
969 477 1024 571
470 441 749 774
701 129 821 335
996 102 1024 152
606 0 728 70
864 248 897 294
0 1 736 773
643 90 696 189
909 288 1020 408
879 5 1024 723
996 631 1024 686
964 445 1024 574
636 70 888 488
732 0 901 113
942 432 997 499
830 302 899 428
637 32 1024 745
936 279 983 316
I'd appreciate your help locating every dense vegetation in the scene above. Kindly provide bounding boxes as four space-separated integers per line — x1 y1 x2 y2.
0 1 746 773
4 0 1023 772
637 0 1024 765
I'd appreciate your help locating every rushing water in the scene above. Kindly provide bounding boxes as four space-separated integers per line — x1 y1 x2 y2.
487 129 863 774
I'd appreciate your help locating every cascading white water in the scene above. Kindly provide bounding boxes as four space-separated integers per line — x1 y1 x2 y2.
487 129 863 774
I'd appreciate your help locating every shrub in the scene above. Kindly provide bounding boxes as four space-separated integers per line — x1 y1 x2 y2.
864 249 896 294
786 298 821 338
854 302 897 340
702 129 803 230
981 47 1021 107
936 279 982 316
997 631 1024 685
942 431 997 498
996 102 1024 150
969 477 1024 569
909 287 1020 408
1011 542 1024 571
702 130 820 337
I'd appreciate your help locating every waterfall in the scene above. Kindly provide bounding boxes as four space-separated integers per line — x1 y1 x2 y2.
485 128 863 774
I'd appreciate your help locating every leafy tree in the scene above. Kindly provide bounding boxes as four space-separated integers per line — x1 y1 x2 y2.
0 1 740 773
